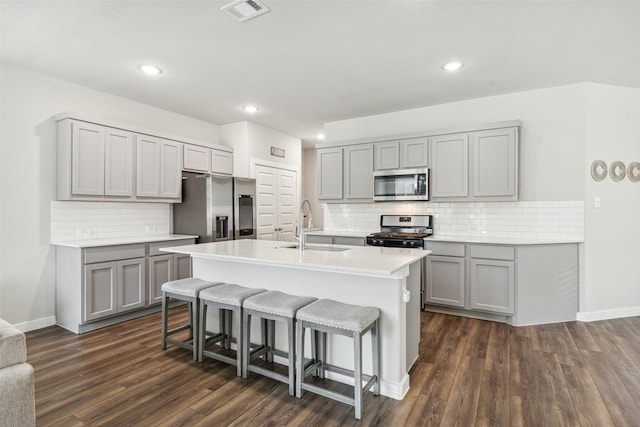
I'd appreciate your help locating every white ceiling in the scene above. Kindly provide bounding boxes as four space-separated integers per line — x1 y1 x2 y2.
2 1 639 147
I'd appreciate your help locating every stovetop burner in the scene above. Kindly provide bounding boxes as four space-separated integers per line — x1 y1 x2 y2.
369 231 431 239
366 214 433 248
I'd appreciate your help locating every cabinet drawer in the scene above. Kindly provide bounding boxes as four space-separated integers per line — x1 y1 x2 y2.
425 242 465 257
333 236 365 246
306 235 333 245
84 244 146 264
149 239 195 256
469 245 514 261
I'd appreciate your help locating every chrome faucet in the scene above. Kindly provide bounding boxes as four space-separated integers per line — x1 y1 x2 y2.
296 199 313 254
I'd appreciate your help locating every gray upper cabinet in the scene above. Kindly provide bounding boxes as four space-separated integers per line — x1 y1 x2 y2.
160 140 182 198
58 119 135 200
136 135 161 197
374 138 428 170
401 138 429 169
374 142 400 170
212 149 233 175
430 133 469 198
136 136 182 199
57 113 226 203
183 144 211 172
471 128 517 198
344 144 373 200
71 121 105 196
431 127 518 201
317 147 344 200
104 128 133 197
318 144 373 202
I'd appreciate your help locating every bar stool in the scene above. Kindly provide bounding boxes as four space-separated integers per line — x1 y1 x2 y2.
295 299 380 420
160 278 223 360
242 291 317 395
199 284 266 376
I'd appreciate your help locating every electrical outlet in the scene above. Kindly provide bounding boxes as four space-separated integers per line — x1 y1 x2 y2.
77 228 92 237
594 196 601 208
145 225 157 233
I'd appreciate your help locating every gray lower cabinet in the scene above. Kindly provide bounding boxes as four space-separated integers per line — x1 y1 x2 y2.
56 238 194 333
426 255 465 308
147 253 192 304
469 258 514 314
425 242 515 316
425 241 577 325
84 257 146 321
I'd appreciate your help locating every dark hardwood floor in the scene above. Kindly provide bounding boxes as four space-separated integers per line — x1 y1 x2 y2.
26 308 640 426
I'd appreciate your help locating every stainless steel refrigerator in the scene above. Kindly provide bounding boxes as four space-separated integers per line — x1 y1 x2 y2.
172 172 256 243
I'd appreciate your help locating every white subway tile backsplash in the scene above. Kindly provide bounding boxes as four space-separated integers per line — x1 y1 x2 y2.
323 200 584 240
51 201 171 242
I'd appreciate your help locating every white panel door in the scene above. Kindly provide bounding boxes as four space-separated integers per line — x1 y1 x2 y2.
255 164 298 241
256 166 278 240
278 169 297 241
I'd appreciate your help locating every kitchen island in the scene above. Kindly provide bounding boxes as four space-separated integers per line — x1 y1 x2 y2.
161 239 429 400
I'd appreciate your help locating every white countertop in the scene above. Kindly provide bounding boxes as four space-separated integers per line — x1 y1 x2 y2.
161 239 428 277
424 235 583 245
51 234 198 248
304 230 582 245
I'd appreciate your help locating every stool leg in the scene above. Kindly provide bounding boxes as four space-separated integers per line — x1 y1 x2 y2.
354 331 363 420
198 302 207 363
234 307 243 377
191 299 199 360
161 293 168 350
295 321 305 398
242 310 251 379
225 310 233 349
319 331 326 379
187 301 194 339
372 319 380 396
310 330 317 377
287 318 295 396
268 319 276 363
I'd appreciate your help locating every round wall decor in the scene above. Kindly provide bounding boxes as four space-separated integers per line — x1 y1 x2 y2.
590 160 607 181
628 161 640 182
610 160 626 182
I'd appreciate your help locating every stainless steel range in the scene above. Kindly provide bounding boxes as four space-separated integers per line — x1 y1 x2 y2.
366 215 433 249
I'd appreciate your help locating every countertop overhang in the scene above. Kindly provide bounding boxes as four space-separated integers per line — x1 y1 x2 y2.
161 239 429 278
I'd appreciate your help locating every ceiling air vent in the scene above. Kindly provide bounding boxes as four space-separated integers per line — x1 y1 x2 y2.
221 0 270 23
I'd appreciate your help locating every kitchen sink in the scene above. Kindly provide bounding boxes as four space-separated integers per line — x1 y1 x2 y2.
280 244 350 252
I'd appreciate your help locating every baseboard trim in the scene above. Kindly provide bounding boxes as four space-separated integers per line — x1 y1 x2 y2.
577 307 640 322
14 316 57 332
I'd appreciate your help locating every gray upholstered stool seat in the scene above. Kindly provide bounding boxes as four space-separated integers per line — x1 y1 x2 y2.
161 278 223 360
199 284 266 376
295 299 380 420
242 291 316 395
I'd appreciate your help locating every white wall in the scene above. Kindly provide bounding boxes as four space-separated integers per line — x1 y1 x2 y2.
0 63 221 329
302 148 323 229
581 83 640 319
221 121 302 179
325 84 586 202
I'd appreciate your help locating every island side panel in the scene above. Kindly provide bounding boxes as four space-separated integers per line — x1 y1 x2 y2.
192 256 411 400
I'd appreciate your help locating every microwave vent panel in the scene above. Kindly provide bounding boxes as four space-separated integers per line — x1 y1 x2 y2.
221 0 270 23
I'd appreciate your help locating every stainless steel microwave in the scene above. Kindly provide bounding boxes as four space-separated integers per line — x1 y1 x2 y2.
373 168 429 201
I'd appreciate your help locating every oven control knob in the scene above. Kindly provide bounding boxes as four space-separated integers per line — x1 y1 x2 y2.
409 241 416 247
376 239 384 246
402 241 408 247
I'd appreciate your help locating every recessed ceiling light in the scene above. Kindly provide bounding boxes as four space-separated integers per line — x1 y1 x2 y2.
138 64 162 76
317 133 325 140
243 105 259 113
442 61 464 72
